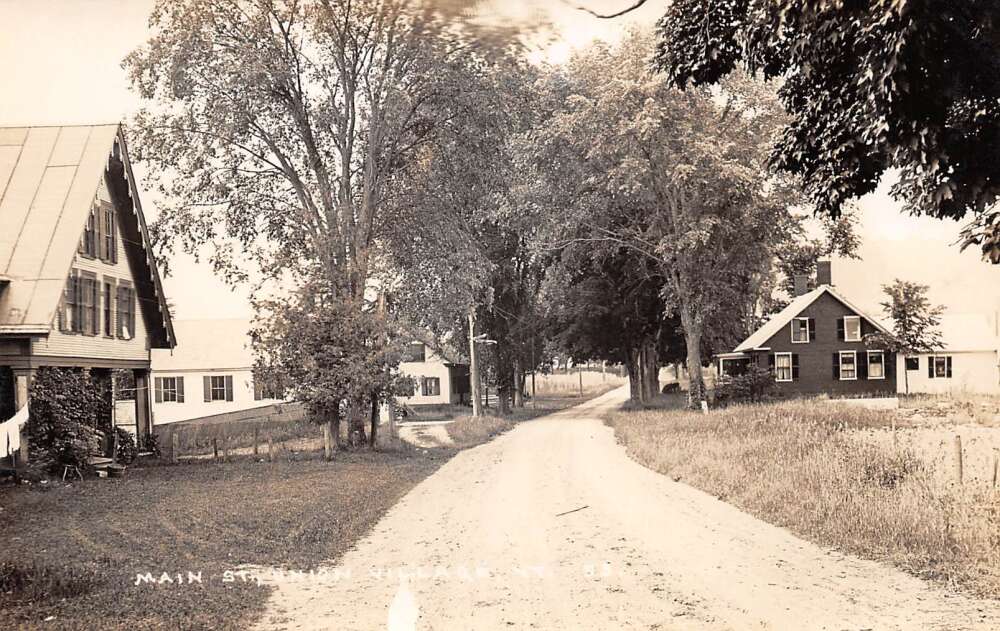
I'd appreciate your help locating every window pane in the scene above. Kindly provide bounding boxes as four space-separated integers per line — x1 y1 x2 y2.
935 357 947 378
791 319 808 342
844 317 861 341
868 354 884 378
840 353 856 378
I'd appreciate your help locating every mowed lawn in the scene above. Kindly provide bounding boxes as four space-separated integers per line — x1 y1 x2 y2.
0 450 447 630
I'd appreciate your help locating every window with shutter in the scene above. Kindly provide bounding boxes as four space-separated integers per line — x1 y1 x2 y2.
866 352 885 380
843 316 862 342
838 351 857 380
102 202 116 262
774 353 793 382
791 318 810 343
102 279 114 337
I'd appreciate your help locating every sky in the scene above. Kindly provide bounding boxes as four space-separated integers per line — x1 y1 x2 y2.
1 0 997 324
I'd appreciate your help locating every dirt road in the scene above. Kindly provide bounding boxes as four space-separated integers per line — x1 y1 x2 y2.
252 387 1000 630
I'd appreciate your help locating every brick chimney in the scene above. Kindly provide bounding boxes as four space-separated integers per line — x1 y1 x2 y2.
816 260 832 287
793 274 810 297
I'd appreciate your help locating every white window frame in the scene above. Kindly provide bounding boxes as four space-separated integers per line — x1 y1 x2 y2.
774 352 793 382
866 351 885 380
161 377 179 402
839 350 858 381
790 317 810 344
210 375 228 401
843 315 862 342
933 356 950 378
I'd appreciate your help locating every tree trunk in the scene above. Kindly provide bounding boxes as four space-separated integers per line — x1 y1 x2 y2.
331 400 342 450
368 397 378 449
643 341 659 399
679 307 706 409
513 357 524 408
626 347 642 402
469 309 482 417
347 399 366 446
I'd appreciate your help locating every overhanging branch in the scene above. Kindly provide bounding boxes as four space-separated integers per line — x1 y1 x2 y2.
566 0 653 19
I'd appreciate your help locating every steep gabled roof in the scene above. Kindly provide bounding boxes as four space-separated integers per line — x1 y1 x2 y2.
0 124 174 347
733 285 890 353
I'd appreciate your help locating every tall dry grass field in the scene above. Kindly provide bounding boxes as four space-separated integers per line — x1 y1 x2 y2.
608 400 1000 598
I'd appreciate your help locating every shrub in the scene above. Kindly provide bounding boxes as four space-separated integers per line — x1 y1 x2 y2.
24 368 105 473
141 431 161 458
0 562 99 604
115 427 138 464
713 365 776 406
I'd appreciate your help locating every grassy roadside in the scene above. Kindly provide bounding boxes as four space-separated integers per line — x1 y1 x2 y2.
606 397 1000 599
0 449 446 630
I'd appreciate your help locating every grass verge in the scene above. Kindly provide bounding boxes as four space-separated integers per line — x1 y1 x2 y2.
0 449 446 630
606 398 1000 598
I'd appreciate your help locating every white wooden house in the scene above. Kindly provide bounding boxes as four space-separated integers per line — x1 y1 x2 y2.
896 312 1000 395
150 319 283 425
397 341 469 406
0 124 175 465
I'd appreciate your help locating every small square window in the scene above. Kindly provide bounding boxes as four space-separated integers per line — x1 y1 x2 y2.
905 357 919 371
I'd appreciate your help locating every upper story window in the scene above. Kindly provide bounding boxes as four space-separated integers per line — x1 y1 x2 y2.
80 207 98 258
405 342 426 363
101 201 118 263
117 283 136 340
791 317 811 343
79 274 99 336
842 315 862 342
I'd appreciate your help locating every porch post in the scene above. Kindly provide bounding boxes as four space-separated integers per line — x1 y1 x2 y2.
133 369 152 447
13 368 35 465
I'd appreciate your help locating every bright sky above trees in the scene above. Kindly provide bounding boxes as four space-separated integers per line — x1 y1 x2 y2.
0 0 995 320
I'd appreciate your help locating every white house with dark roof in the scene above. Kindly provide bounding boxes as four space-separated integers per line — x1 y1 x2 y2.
150 319 283 424
0 124 175 464
896 312 1000 394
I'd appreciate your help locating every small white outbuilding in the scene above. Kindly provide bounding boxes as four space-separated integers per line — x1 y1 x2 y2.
896 312 1000 395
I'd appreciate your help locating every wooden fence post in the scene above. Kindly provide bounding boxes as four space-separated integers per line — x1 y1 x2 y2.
953 435 963 485
992 449 998 489
171 432 179 464
253 427 259 456
212 437 219 462
267 434 274 463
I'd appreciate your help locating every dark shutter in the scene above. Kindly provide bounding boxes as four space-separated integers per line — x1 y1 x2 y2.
836 318 844 341
928 358 935 379
832 353 840 379
859 354 868 380
225 375 233 401
808 318 816 342
204 376 212 402
791 354 800 380
946 356 953 378
154 377 163 403
767 353 775 375
73 276 83 332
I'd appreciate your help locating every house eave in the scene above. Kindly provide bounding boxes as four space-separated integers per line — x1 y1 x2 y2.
0 325 50 337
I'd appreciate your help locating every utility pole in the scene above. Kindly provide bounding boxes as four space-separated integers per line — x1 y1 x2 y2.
578 366 583 396
531 335 536 409
469 308 482 418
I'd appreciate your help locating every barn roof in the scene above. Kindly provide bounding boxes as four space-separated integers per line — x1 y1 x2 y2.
733 285 890 353
0 124 174 347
